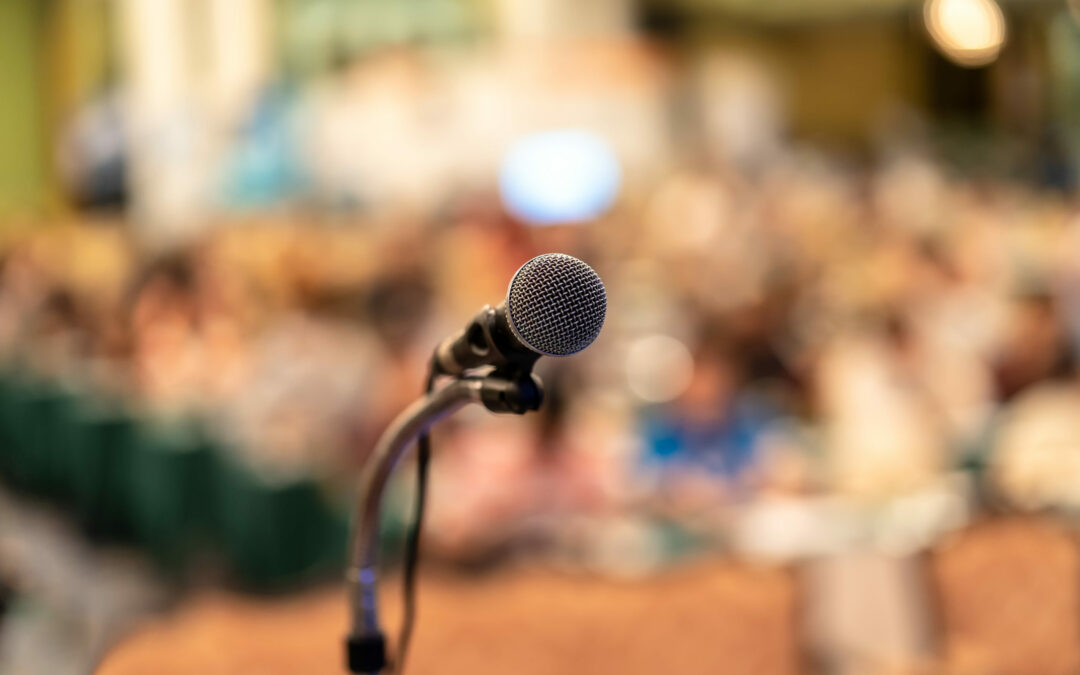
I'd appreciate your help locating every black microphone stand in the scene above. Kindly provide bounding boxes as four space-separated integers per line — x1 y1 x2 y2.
344 371 543 674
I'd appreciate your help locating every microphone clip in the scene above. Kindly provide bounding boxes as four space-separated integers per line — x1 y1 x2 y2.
434 304 545 414
434 305 541 378
478 371 543 415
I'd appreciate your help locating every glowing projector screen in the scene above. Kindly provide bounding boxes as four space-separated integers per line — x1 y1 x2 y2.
498 130 621 226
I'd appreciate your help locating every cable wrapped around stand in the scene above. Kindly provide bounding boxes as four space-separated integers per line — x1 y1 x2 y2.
395 367 438 673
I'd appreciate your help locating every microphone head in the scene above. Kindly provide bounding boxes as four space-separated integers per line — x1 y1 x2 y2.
505 253 607 357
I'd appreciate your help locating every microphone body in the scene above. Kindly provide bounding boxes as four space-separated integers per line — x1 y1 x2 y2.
433 253 607 377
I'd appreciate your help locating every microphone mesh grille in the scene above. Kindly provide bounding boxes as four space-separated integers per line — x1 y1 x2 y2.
506 253 607 356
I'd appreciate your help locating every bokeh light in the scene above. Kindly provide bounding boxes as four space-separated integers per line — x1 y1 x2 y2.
498 129 621 226
924 0 1007 68
625 334 694 403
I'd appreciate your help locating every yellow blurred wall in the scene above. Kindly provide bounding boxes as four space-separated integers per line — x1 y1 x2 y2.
780 20 923 145
0 0 49 215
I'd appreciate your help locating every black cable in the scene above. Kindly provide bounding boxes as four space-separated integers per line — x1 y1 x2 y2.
395 365 438 673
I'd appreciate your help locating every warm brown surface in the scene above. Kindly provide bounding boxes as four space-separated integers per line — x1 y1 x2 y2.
931 518 1080 675
97 561 802 675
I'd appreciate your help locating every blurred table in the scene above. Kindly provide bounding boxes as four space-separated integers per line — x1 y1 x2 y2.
98 562 801 675
930 518 1080 675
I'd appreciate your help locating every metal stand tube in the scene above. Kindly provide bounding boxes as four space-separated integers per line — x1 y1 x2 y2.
347 378 484 638
344 373 542 673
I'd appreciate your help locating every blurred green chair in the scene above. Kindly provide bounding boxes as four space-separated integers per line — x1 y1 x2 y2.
212 450 346 589
127 418 217 574
0 370 20 479
0 375 81 499
68 400 138 540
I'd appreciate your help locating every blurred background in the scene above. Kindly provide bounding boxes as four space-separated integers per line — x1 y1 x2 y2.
3 0 1080 673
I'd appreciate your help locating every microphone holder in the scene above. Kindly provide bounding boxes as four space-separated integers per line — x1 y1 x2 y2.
345 370 543 674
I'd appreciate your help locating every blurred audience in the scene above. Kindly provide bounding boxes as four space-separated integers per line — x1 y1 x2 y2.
5 145 1080 565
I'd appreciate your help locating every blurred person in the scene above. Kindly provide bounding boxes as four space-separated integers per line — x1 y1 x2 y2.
640 164 740 258
352 265 436 448
226 317 373 479
993 291 1074 401
638 326 779 513
1035 126 1076 192
0 246 55 364
816 324 947 499
696 53 785 173
871 155 947 237
896 239 998 448
127 254 204 412
220 84 306 210
423 365 619 565
128 242 271 417
23 288 90 379
192 228 432 478
1053 208 1080 359
641 166 770 316
84 302 135 396
0 234 136 392
300 49 446 213
188 242 264 404
56 85 128 211
724 288 807 413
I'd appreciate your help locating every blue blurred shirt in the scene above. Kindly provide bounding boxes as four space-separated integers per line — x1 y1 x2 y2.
640 397 773 479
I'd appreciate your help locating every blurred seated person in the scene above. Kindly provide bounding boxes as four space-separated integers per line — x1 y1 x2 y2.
817 325 946 499
352 260 435 461
23 288 88 379
422 365 621 565
56 86 127 211
128 255 202 412
993 290 1074 402
638 331 779 514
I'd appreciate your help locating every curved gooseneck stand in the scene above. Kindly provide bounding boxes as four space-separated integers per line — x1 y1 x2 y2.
345 372 543 674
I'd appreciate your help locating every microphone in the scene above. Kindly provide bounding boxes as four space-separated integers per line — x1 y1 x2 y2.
433 253 607 377
346 253 606 673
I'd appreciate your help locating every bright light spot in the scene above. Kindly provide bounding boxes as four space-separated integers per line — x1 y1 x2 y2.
626 335 694 403
499 129 621 226
924 0 1006 68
